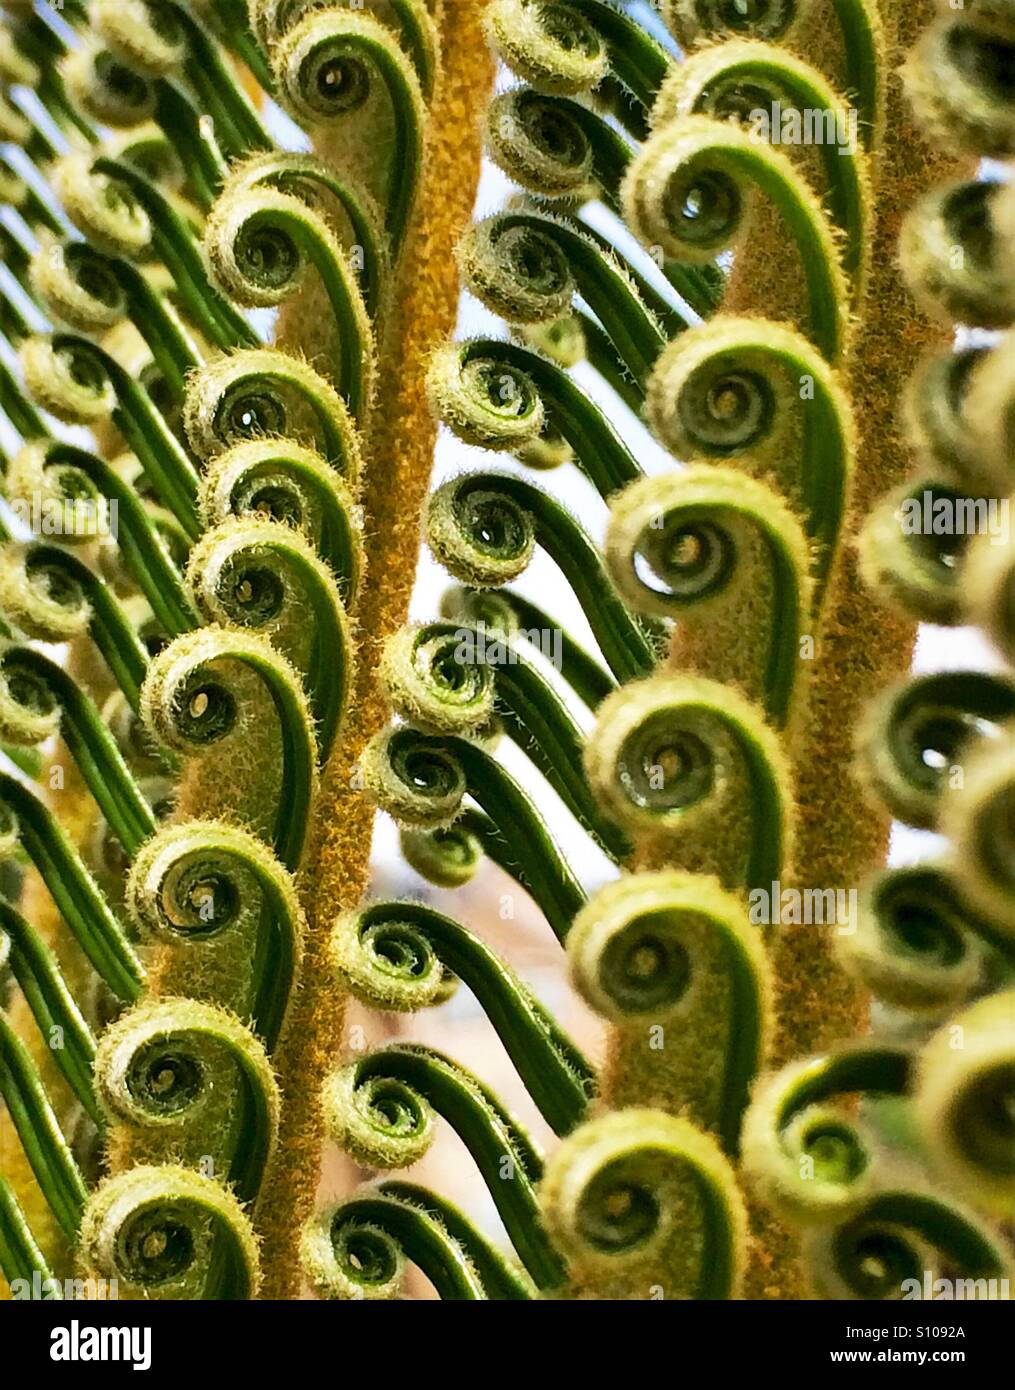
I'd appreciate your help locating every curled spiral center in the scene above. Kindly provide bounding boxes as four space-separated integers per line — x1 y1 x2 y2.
68 250 123 309
497 224 570 297
943 183 995 272
802 1121 867 1184
163 866 240 935
884 892 964 966
520 244 557 285
955 1064 1015 1175
128 1043 205 1116
837 1227 921 1300
97 176 138 221
670 532 704 569
903 707 985 790
474 361 533 418
173 675 238 744
362 1077 426 1137
120 1210 195 1285
386 730 465 814
706 78 780 125
219 388 288 444
655 741 700 788
947 25 1015 100
907 487 968 570
537 4 601 58
94 51 151 106
334 1223 398 1285
29 559 84 611
62 346 107 395
2 662 55 718
517 93 586 164
578 1160 660 1253
237 222 302 291
366 923 430 980
664 169 742 249
639 518 736 603
223 563 286 626
602 910 693 1014
408 752 449 792
247 481 304 529
619 716 715 813
431 647 472 693
311 53 370 112
689 368 775 452
458 491 530 559
535 112 578 160
57 467 101 505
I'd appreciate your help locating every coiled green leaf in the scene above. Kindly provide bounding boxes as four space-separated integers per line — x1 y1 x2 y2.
79 1165 260 1299
140 628 317 872
361 724 585 941
95 997 278 1205
623 114 848 360
331 899 593 1134
125 820 304 1050
569 871 771 1153
742 1044 912 1223
427 471 657 682
540 1108 748 1299
857 670 1015 830
606 467 813 724
324 1043 565 1290
586 674 792 891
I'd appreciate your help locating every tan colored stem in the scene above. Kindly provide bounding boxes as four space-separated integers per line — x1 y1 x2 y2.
772 1 956 1062
753 0 968 1298
596 0 966 1300
254 1 494 1298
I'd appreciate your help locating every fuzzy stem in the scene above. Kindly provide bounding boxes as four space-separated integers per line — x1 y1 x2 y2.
774 1 968 1068
754 1 968 1300
595 0 969 1301
253 1 494 1299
